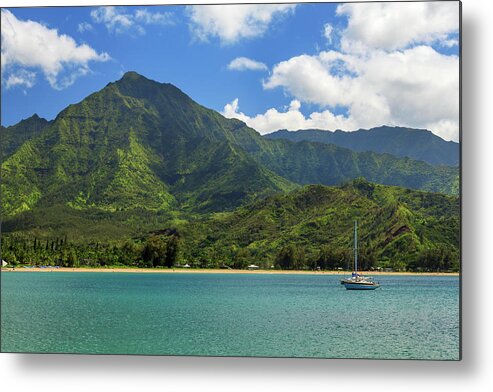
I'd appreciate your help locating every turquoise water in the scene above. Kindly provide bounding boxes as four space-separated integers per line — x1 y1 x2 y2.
0 272 459 359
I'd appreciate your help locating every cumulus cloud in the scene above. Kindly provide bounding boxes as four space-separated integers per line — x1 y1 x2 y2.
186 4 296 45
336 2 459 53
222 98 356 135
441 37 459 48
91 6 174 35
228 57 267 72
1 9 110 90
261 46 459 141
224 2 459 141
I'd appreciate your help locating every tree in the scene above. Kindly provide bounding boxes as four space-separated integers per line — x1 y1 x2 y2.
141 234 180 268
275 244 306 270
233 247 251 269
276 245 296 270
164 235 180 268
316 246 349 270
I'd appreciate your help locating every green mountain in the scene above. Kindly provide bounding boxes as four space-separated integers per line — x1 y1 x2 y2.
0 114 50 159
1 72 295 216
183 179 460 270
265 126 459 166
236 136 458 195
1 71 458 222
1 179 460 271
1 72 460 271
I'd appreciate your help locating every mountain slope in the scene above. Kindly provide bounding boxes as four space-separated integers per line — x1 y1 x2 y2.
0 114 50 159
233 128 458 195
0 72 295 216
1 72 458 220
265 126 459 166
1 179 460 272
182 179 459 269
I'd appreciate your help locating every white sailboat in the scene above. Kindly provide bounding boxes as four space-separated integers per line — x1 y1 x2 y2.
341 221 380 290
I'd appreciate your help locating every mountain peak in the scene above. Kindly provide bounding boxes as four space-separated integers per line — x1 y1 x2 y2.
12 113 48 128
121 71 146 81
112 71 189 103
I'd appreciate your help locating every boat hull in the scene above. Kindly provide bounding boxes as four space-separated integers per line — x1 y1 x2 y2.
343 282 380 290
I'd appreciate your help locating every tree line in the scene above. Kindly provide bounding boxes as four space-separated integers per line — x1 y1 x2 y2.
1 233 181 268
1 233 459 272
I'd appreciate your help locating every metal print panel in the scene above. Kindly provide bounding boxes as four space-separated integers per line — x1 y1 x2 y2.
0 1 461 360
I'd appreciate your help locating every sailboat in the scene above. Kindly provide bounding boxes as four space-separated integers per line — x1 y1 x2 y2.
341 221 380 290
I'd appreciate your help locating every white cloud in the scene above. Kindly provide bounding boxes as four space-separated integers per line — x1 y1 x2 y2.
77 22 93 33
337 2 459 53
1 9 110 90
186 4 296 45
323 23 333 44
224 2 460 141
91 6 174 35
222 98 356 135
263 52 359 108
4 69 36 89
261 46 459 141
135 9 174 26
228 57 267 72
441 38 459 48
91 7 134 34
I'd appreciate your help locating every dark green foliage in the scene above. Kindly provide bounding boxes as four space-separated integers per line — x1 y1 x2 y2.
316 246 351 270
142 236 164 267
265 126 459 166
410 247 460 272
141 232 180 267
177 179 459 271
275 245 306 270
0 180 459 271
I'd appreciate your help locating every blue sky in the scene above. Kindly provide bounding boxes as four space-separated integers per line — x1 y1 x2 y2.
1 2 460 140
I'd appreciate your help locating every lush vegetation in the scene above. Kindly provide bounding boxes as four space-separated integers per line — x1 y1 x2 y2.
266 126 459 166
177 179 460 272
1 231 181 269
0 114 50 159
1 180 460 272
0 72 460 272
1 72 458 218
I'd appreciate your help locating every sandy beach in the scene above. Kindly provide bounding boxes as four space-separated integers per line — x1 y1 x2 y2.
0 267 459 276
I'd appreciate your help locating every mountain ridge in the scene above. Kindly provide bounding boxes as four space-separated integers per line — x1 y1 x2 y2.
0 114 51 159
1 71 459 220
265 126 459 166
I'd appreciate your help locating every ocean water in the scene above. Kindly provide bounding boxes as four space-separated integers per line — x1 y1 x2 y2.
0 272 460 359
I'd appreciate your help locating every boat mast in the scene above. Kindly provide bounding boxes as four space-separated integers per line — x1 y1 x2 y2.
354 220 358 273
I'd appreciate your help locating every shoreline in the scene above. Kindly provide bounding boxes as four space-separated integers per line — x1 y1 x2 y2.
0 267 459 276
